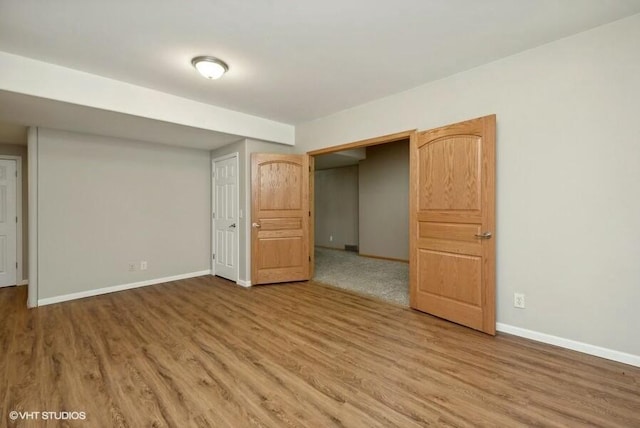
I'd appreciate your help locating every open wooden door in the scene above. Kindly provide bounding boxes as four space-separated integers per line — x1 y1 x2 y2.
309 155 315 278
251 153 311 285
410 115 496 334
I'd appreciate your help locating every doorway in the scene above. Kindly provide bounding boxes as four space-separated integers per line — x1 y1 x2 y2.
312 137 410 305
251 116 496 334
308 115 496 335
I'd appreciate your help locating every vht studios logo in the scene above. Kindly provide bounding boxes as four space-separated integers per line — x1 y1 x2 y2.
9 411 87 421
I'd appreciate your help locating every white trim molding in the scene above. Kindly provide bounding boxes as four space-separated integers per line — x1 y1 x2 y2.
27 127 38 308
236 280 252 287
496 323 640 368
37 270 211 306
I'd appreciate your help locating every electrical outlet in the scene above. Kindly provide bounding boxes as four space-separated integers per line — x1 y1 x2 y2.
514 293 525 309
140 261 148 271
329 235 333 242
128 263 136 272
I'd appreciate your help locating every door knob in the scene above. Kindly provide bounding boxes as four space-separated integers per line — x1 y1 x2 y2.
474 231 492 239
229 223 236 228
252 222 261 228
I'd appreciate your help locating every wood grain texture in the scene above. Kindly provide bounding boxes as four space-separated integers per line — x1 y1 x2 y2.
309 155 315 278
418 135 480 212
2 279 639 427
411 115 496 335
251 153 310 284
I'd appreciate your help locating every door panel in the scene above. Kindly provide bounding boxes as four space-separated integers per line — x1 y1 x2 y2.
258 162 303 210
0 159 17 288
418 250 482 306
410 115 496 334
251 154 310 284
213 155 238 281
418 135 481 211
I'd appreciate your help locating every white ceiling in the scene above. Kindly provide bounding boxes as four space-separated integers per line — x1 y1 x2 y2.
1 1 639 125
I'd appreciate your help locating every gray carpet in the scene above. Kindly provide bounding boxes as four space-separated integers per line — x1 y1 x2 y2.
313 247 409 306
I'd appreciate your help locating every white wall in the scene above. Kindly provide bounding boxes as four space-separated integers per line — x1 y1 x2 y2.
295 15 640 357
36 128 211 299
359 141 409 260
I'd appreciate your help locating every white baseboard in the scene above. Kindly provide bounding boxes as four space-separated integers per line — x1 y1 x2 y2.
496 323 640 368
236 279 252 287
18 279 28 286
37 270 212 306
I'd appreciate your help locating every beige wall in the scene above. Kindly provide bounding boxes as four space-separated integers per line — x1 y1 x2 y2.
314 166 359 249
359 141 409 260
295 15 640 357
0 143 28 280
36 129 211 299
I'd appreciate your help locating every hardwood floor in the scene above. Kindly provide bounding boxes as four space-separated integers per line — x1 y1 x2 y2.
1 277 639 427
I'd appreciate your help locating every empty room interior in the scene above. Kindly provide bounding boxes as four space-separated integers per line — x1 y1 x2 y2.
313 140 410 305
1 1 640 426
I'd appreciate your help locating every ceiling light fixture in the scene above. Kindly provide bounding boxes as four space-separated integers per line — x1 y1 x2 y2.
191 56 229 80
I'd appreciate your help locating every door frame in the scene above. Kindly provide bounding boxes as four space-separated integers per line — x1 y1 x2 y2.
307 129 417 282
307 130 416 156
0 155 24 287
211 152 240 282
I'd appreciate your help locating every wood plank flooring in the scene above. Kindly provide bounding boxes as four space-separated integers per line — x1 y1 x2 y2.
1 276 639 427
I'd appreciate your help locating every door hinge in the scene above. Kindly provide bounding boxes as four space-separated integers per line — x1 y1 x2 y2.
308 256 311 262
16 262 18 269
212 254 215 260
212 212 215 219
309 211 311 217
15 216 18 223
15 170 18 177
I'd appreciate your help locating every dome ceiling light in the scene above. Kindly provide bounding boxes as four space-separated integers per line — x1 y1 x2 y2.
191 56 229 80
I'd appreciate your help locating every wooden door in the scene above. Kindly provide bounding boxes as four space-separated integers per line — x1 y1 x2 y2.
308 155 315 278
410 115 496 334
251 153 310 285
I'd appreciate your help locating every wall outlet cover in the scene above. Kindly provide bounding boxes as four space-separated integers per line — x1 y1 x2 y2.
514 293 525 309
